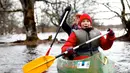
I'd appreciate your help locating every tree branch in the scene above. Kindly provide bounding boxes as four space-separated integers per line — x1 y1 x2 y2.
101 3 121 18
36 0 65 4
0 9 23 13
126 0 130 10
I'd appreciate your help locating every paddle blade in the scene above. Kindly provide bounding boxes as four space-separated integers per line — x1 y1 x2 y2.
45 48 51 55
23 56 55 73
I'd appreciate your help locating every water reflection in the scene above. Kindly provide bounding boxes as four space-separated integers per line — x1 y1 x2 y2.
24 45 38 62
115 42 130 73
26 45 37 54
101 41 130 73
0 45 26 73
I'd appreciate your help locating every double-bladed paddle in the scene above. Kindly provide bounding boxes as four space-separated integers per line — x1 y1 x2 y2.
22 31 109 73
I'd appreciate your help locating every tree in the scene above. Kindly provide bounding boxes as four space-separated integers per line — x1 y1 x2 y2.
19 0 38 41
95 0 130 40
0 0 13 35
120 0 130 38
19 0 65 41
41 0 96 27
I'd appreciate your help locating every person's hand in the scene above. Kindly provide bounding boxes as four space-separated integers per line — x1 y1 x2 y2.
66 47 76 60
107 28 115 36
59 5 71 24
65 5 71 12
66 47 75 55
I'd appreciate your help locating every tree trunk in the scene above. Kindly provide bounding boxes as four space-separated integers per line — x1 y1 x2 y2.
125 20 130 37
20 0 38 41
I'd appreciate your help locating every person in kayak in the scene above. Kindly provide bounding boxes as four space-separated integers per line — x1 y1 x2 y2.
71 13 81 30
61 13 116 60
60 6 81 35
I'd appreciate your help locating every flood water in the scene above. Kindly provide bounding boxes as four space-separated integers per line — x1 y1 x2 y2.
0 32 130 73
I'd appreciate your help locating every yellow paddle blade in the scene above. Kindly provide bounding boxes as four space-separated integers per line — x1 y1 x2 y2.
23 56 55 73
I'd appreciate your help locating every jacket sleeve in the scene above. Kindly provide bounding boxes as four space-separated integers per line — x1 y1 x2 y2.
61 32 77 53
100 34 116 50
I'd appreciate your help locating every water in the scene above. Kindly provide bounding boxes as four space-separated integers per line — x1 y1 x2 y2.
0 31 130 73
99 41 130 73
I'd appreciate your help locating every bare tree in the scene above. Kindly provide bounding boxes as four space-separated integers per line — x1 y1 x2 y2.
19 0 65 41
120 0 130 37
19 0 39 41
40 0 96 27
0 0 14 35
0 0 111 41
95 0 130 40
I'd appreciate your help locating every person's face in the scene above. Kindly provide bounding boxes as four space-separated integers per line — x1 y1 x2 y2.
73 16 80 24
80 19 92 29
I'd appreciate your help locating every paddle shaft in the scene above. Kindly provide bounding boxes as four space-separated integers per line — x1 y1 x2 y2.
45 11 69 55
56 31 109 58
51 11 69 47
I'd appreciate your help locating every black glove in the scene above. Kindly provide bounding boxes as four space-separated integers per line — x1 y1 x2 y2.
65 5 71 12
59 5 71 23
107 28 115 36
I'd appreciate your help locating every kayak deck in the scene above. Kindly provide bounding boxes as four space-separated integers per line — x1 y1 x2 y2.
57 52 115 73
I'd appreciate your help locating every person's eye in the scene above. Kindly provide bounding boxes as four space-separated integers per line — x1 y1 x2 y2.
87 20 90 22
82 20 86 22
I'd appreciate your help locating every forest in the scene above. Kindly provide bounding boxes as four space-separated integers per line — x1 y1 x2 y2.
0 0 130 43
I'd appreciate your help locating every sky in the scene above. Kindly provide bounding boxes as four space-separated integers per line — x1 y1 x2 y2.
94 0 130 25
92 0 121 25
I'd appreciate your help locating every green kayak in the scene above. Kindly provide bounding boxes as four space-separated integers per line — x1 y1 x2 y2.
57 52 115 73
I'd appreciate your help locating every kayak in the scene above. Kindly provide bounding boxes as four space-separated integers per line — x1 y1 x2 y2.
57 52 115 73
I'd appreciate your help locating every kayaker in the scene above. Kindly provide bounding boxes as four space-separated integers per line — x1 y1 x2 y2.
60 6 81 35
71 13 81 30
61 13 116 60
